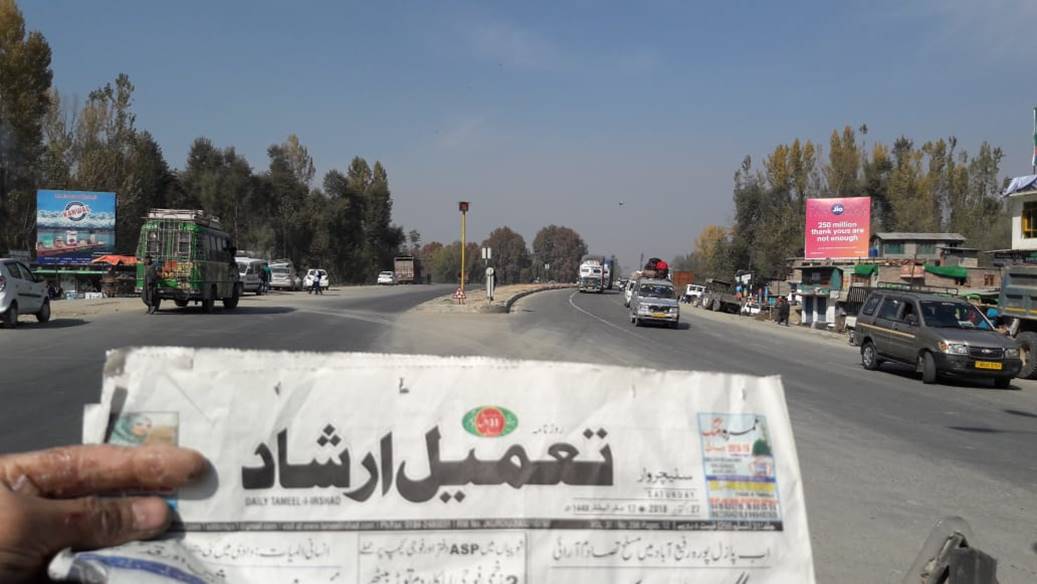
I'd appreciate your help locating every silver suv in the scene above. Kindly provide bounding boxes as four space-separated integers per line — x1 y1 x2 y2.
854 290 1021 387
629 278 680 328
0 259 51 328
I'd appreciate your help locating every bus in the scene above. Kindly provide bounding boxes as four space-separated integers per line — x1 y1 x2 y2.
135 209 242 312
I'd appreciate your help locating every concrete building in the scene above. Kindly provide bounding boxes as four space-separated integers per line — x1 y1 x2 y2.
1005 175 1037 250
870 232 966 260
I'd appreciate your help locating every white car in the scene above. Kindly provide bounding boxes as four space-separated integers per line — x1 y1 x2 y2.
236 258 266 295
377 271 396 285
683 284 705 304
623 279 636 307
0 259 51 327
304 269 330 290
741 301 763 316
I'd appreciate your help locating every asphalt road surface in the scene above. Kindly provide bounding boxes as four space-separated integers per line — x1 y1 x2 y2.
2 285 1036 583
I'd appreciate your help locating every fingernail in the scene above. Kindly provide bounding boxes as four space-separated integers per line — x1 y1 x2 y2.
132 498 168 531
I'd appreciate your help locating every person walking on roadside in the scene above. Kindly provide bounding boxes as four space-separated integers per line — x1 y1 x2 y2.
310 271 323 295
144 255 161 314
777 296 791 326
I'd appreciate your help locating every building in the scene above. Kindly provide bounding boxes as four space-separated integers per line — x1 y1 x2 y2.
1005 175 1037 251
870 232 966 260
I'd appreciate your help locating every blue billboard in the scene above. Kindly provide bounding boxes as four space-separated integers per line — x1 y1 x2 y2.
36 190 117 265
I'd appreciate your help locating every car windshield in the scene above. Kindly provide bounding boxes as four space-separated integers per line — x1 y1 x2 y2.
920 301 992 330
639 284 675 299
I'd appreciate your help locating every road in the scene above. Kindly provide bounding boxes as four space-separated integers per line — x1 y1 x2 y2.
1 285 1036 583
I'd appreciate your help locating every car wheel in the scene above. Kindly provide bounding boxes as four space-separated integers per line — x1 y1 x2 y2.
174 299 189 308
993 376 1013 389
860 341 881 370
919 352 937 384
2 303 17 328
1015 331 1037 379
35 299 51 323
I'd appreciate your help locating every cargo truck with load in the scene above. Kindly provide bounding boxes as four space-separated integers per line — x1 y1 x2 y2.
393 256 423 284
996 176 1037 378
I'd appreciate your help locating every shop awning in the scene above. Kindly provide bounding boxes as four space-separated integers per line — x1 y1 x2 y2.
853 264 878 276
924 264 968 280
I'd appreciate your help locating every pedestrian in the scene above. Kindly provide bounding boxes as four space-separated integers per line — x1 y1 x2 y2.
143 255 161 314
777 296 790 326
310 271 323 295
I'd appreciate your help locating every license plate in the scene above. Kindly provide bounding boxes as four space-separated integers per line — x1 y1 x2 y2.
974 361 1003 370
652 313 668 318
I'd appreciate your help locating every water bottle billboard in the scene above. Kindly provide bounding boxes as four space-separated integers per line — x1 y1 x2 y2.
35 190 117 265
804 197 870 259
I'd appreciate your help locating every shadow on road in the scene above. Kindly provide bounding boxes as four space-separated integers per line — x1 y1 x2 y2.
948 425 1037 435
1004 408 1037 419
14 318 89 329
874 363 1016 390
157 306 297 316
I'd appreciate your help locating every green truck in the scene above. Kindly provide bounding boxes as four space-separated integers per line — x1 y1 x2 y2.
136 209 242 312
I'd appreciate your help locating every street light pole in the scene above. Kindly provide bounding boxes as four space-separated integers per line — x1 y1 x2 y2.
459 201 469 296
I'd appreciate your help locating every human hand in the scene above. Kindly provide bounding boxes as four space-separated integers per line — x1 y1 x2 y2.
0 444 206 582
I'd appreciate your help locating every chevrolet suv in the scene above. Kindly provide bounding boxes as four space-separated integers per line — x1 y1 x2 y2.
854 290 1020 387
629 278 680 328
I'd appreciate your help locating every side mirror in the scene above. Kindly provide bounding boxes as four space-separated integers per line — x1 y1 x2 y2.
905 314 918 327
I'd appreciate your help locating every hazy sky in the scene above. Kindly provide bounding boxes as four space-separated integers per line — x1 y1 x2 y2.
22 0 1037 271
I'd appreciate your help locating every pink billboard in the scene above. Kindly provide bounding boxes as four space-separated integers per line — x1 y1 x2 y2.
804 197 871 259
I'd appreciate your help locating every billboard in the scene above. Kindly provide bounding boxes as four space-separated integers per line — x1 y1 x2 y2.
36 190 116 265
804 196 870 259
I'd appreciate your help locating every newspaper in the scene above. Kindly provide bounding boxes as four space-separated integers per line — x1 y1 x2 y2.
49 347 815 583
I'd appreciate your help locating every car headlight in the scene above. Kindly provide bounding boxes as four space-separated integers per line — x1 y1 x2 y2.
638 305 652 313
1005 348 1020 359
937 341 969 355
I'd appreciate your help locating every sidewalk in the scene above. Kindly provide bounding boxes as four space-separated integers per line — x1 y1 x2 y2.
412 283 575 314
689 303 852 346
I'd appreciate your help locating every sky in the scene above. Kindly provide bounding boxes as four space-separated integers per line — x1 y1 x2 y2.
21 0 1037 272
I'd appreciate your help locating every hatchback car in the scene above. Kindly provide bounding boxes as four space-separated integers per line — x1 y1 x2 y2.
377 271 396 285
854 290 1021 387
0 259 51 328
629 278 680 328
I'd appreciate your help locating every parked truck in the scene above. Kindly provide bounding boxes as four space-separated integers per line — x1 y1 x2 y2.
701 278 741 313
671 271 695 301
998 265 1037 378
393 256 423 284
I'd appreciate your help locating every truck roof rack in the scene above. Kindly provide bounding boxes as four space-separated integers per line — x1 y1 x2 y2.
876 281 958 296
145 209 222 227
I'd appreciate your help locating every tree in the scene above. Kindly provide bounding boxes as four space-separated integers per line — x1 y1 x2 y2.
428 241 479 284
825 126 860 196
0 0 53 250
532 225 587 283
481 226 530 285
407 229 421 254
281 133 315 187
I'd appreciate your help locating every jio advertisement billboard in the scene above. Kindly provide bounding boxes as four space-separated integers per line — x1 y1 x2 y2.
36 190 117 265
804 196 871 259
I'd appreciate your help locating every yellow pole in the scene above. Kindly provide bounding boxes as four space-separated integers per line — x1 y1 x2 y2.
460 209 467 295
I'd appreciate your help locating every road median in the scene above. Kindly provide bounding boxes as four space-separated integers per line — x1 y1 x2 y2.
411 283 575 314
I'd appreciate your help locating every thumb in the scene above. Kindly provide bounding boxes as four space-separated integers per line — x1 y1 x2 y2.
36 495 171 555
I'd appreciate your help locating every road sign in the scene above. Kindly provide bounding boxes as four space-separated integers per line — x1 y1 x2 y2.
454 287 467 304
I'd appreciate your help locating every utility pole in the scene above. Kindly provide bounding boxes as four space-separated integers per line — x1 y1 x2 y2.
459 201 469 297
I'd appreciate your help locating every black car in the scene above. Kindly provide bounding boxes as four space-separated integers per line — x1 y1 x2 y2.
853 290 1021 387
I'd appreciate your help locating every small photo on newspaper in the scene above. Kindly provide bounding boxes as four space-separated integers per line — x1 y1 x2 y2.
49 347 815 584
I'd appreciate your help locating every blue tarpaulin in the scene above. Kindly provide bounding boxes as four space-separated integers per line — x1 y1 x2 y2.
1003 175 1037 196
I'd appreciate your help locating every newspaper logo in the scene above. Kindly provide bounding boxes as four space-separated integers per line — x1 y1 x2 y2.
462 406 517 438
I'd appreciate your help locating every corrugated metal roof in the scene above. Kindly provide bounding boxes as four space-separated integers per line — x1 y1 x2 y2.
872 232 966 241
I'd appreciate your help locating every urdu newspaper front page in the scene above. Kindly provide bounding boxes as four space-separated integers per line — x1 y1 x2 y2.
49 348 815 584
